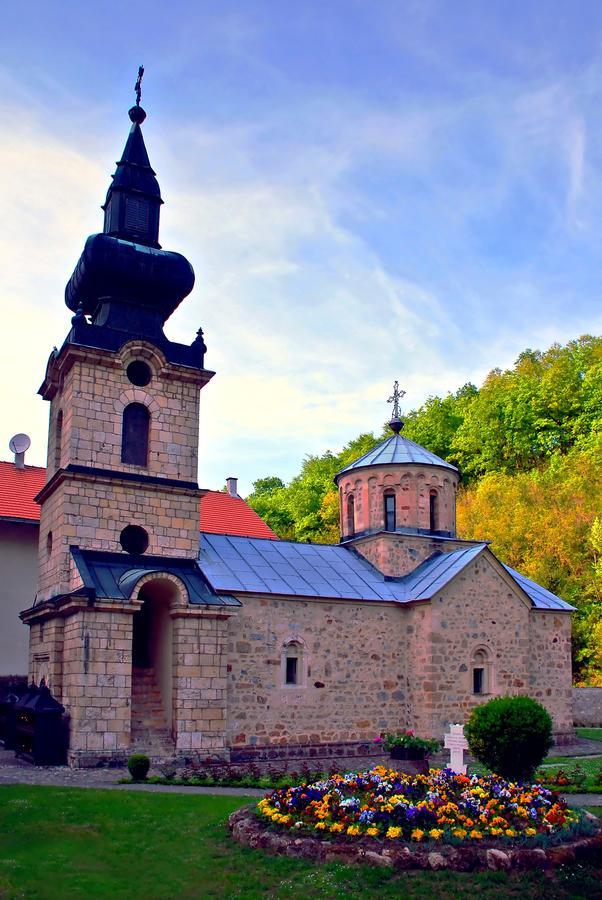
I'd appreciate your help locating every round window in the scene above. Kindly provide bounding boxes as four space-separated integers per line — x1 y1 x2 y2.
126 360 152 387
120 525 149 555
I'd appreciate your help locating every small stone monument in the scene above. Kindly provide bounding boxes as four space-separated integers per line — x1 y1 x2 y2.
444 723 468 774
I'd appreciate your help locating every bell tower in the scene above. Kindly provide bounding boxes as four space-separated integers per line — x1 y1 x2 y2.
22 73 238 766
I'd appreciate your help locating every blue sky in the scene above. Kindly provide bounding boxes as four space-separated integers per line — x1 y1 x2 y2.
1 1 602 493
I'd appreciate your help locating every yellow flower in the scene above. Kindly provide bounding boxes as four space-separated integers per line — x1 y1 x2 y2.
429 828 444 840
366 827 379 837
315 822 326 830
452 828 467 839
469 830 483 840
330 822 345 833
411 829 425 842
505 829 517 838
489 827 503 836
386 826 402 839
525 827 537 837
347 825 361 836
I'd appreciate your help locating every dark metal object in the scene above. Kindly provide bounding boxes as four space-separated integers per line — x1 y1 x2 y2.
63 74 198 357
70 547 241 607
134 65 144 107
387 380 405 434
14 681 66 766
334 433 458 480
0 693 19 749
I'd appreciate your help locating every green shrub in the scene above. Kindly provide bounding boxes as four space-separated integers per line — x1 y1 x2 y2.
464 696 553 782
127 753 150 781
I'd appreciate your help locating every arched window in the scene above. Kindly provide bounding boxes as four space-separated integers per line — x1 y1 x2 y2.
384 491 396 531
121 403 150 467
347 494 355 536
54 410 63 469
472 648 491 695
282 640 305 687
429 490 439 532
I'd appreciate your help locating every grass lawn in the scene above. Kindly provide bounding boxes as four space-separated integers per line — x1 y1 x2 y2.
576 727 602 742
0 786 601 899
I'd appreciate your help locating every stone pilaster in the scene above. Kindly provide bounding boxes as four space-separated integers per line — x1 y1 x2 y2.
171 607 234 754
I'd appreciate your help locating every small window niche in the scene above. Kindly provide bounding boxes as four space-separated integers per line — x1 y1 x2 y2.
121 402 150 467
54 410 63 470
346 493 355 536
126 360 152 387
384 491 396 532
429 490 439 532
472 648 491 695
282 640 305 688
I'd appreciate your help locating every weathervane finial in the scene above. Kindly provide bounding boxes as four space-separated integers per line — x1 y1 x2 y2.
129 66 147 124
387 380 405 434
135 65 144 107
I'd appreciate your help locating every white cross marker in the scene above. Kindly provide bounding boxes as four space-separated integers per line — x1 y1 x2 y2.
444 723 468 774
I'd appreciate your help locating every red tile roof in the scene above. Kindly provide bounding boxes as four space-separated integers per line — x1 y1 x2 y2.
199 490 278 539
0 461 278 540
0 461 46 522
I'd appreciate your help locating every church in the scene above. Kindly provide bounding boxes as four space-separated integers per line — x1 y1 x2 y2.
20 86 575 768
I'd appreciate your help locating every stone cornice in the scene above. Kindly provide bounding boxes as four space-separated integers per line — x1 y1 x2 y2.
35 464 200 505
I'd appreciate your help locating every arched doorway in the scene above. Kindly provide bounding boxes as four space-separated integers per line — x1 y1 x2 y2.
131 577 181 751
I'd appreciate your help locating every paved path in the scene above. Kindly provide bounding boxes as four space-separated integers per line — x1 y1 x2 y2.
1 750 601 806
561 794 602 807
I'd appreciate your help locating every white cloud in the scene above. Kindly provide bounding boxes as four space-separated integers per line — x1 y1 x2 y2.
1 61 601 495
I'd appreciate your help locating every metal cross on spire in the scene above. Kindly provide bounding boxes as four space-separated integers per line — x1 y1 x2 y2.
387 380 406 434
387 380 405 420
134 65 144 106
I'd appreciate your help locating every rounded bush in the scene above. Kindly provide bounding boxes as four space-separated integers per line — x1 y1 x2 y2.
128 753 150 781
464 696 553 782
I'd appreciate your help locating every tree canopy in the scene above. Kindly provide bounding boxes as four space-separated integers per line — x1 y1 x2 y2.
246 335 602 683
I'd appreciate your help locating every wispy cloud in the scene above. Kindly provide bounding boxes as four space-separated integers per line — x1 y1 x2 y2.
1 13 602 493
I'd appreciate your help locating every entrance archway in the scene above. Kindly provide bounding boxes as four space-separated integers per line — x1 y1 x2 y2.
130 576 184 748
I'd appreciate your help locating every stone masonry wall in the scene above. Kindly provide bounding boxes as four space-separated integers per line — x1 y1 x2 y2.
354 532 475 578
46 342 202 482
408 553 573 739
338 464 458 539
60 607 134 762
529 611 573 736
225 595 410 748
37 339 206 602
37 473 200 601
573 687 602 726
28 616 65 697
27 605 135 764
171 608 232 754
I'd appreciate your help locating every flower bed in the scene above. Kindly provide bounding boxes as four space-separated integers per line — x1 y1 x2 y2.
257 766 586 843
229 766 601 871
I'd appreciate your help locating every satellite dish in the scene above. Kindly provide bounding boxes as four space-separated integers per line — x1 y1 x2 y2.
9 433 31 455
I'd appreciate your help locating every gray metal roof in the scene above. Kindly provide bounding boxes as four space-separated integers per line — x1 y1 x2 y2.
401 544 485 599
334 434 457 480
503 565 575 611
198 533 406 602
197 534 574 611
71 547 240 607
198 534 485 603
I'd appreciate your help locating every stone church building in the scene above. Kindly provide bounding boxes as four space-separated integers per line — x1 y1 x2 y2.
21 94 574 767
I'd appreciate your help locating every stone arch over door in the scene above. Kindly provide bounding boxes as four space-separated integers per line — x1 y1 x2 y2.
130 573 189 735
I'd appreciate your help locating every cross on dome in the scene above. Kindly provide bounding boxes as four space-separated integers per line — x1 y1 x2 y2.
387 380 405 434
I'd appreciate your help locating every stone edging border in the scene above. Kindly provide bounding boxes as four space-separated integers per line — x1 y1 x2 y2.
228 806 602 871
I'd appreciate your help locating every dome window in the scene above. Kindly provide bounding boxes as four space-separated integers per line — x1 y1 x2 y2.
384 491 396 532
